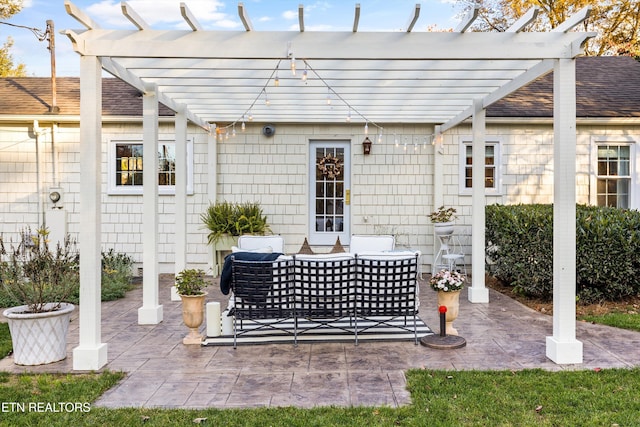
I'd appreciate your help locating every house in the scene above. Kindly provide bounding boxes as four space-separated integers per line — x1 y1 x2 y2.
2 56 638 272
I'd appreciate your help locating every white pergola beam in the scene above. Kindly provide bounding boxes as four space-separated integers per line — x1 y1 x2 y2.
100 58 210 130
406 4 420 32
121 1 150 31
506 8 539 33
456 5 479 33
180 2 202 31
553 6 591 33
353 3 360 32
299 4 304 32
238 2 253 31
69 31 594 60
64 0 101 30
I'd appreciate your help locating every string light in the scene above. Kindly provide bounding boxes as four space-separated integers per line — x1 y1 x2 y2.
219 58 386 141
394 134 399 147
232 125 236 137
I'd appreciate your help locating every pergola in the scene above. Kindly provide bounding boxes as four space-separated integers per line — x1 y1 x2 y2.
62 0 595 370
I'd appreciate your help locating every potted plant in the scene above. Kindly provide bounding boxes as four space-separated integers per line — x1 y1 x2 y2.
0 227 78 365
429 269 466 336
175 268 208 344
428 205 457 236
201 201 271 275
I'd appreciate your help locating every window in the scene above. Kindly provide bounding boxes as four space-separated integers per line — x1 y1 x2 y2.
596 144 631 208
459 140 501 195
108 139 193 195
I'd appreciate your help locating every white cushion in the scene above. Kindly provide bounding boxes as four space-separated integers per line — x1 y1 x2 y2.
357 250 421 260
231 245 273 253
295 253 355 261
349 235 395 254
237 235 285 253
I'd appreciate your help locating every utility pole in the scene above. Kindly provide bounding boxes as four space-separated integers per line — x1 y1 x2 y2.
45 20 58 114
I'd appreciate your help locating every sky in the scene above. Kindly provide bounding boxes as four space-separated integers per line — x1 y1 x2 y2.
1 0 465 77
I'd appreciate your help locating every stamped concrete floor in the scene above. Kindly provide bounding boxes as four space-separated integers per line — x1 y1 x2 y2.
2 274 640 409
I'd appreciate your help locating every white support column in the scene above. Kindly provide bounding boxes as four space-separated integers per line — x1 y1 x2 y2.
546 58 583 364
432 127 444 274
469 99 489 303
138 83 163 324
207 128 217 274
171 105 188 301
73 55 107 370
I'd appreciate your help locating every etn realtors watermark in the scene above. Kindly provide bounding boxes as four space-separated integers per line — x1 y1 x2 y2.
2 401 91 413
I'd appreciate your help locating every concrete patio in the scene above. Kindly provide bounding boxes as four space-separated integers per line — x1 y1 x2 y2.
2 274 640 409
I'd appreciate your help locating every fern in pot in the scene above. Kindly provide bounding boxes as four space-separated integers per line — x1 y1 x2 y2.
0 227 79 365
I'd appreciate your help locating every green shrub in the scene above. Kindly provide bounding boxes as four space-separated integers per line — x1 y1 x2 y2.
1 244 134 307
486 204 640 303
99 249 135 301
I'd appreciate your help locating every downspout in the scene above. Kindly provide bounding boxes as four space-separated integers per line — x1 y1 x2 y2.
33 120 44 227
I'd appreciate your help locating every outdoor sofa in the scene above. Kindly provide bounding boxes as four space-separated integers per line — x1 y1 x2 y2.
222 235 421 348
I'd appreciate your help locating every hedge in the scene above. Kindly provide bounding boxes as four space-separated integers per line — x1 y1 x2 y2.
486 204 640 303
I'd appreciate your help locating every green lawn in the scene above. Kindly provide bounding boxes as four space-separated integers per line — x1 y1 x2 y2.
1 310 639 426
0 368 639 426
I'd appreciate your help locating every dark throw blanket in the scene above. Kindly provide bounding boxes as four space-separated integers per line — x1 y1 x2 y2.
219 252 284 295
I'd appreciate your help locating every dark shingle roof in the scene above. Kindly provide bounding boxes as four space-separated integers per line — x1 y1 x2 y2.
0 77 174 116
1 56 638 118
487 56 640 118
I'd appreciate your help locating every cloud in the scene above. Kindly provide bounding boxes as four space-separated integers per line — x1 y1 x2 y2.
85 0 240 30
282 10 296 20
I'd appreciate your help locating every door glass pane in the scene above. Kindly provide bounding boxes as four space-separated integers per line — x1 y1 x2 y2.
314 146 345 236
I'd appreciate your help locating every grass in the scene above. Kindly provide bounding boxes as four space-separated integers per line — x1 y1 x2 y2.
580 311 640 331
0 368 639 426
0 322 10 359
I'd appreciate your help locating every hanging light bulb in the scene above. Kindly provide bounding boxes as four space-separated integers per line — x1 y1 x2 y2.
423 136 428 149
326 87 331 105
290 56 296 76
394 134 399 148
274 74 280 87
302 67 308 82
346 108 352 123
248 111 253 121
264 89 270 106
241 115 246 131
403 142 408 151
232 125 237 137
364 122 369 136
377 129 383 144
414 141 418 151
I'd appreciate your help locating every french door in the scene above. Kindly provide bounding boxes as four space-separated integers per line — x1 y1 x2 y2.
309 141 350 245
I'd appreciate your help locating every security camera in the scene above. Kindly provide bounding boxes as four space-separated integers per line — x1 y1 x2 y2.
262 124 276 137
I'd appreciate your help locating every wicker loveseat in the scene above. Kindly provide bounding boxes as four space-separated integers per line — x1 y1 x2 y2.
229 250 421 348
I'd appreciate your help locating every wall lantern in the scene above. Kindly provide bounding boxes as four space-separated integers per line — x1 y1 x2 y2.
362 137 372 155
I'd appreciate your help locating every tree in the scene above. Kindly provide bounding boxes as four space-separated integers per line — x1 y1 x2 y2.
458 0 640 58
0 0 26 77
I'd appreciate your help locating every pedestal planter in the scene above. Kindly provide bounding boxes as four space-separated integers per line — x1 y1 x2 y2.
437 290 461 336
434 221 454 236
180 293 207 344
3 303 74 366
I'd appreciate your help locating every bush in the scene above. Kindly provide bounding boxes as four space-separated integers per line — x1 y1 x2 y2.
99 249 135 301
486 204 640 303
0 243 134 307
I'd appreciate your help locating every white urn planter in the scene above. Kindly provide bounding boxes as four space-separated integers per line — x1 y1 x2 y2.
434 221 455 236
3 303 74 365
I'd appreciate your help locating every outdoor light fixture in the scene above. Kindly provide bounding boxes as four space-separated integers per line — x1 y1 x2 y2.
362 137 372 155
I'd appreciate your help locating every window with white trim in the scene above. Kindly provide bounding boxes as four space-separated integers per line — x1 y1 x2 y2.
459 140 501 195
595 144 631 208
108 139 193 195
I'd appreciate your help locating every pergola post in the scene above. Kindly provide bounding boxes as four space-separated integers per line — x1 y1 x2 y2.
171 105 188 301
207 129 217 273
469 99 489 303
73 55 107 370
546 58 582 363
138 83 163 324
